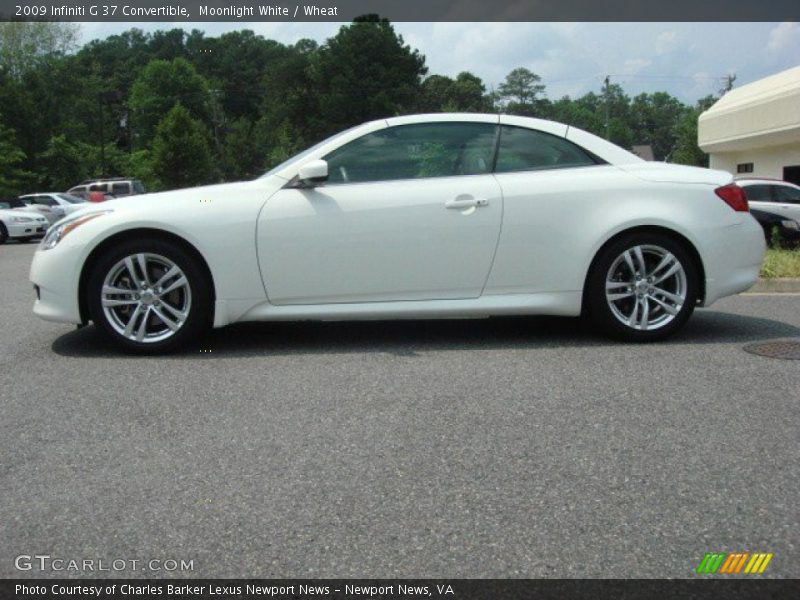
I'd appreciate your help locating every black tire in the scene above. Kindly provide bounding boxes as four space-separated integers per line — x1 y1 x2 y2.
87 237 212 354
586 232 699 342
0 223 8 245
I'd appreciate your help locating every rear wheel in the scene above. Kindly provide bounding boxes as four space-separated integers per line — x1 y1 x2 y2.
87 238 211 353
587 232 699 342
0 223 7 244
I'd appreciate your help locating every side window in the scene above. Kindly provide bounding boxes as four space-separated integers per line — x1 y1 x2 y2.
495 126 599 173
25 196 52 207
773 185 800 204
89 183 107 193
743 185 773 202
112 183 130 195
324 122 497 184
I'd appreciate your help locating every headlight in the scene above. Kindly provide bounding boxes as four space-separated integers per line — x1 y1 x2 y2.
12 216 34 223
40 211 112 250
781 220 800 231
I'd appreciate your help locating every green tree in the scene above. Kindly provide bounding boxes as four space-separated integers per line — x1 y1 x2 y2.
597 83 633 148
257 39 319 150
308 15 427 137
670 95 717 167
417 74 455 112
74 29 152 95
417 72 493 113
495 67 546 115
36 135 88 190
219 117 268 180
148 28 189 61
0 22 79 79
151 103 213 190
629 92 686 160
261 119 296 169
129 57 211 146
547 95 603 133
187 29 292 122
127 149 159 191
35 135 134 190
0 114 28 196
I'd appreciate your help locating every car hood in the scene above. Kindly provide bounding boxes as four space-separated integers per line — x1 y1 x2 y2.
618 162 733 186
96 179 268 214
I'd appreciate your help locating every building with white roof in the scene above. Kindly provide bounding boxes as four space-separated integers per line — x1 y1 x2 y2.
698 66 800 185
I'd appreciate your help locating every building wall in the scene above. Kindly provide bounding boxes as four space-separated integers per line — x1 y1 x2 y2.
709 141 800 180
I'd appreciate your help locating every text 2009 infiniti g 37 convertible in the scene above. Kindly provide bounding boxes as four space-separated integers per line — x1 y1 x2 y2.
31 114 765 353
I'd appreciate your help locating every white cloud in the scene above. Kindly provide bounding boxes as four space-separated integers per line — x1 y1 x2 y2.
655 30 677 54
767 21 800 52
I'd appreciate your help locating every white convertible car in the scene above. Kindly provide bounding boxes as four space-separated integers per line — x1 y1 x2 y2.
30 114 765 353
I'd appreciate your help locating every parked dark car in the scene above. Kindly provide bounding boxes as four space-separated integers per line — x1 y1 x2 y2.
750 208 800 247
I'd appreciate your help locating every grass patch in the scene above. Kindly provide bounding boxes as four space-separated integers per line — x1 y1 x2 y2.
761 248 800 278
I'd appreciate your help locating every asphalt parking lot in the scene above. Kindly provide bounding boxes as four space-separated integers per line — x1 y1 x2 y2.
1 240 798 579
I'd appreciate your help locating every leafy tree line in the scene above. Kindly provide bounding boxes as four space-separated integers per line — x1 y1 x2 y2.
0 17 717 195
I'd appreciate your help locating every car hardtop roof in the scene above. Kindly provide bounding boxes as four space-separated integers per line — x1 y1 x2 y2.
267 112 644 181
385 112 642 166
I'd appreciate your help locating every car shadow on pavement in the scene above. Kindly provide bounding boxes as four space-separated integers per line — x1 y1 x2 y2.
51 309 800 359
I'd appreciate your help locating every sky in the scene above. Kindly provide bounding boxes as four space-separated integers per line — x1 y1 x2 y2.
80 21 800 104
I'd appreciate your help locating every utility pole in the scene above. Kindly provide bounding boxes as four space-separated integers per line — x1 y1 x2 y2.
603 75 611 140
718 73 736 96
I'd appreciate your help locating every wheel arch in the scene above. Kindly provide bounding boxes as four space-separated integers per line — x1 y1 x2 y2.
581 225 706 314
78 228 216 324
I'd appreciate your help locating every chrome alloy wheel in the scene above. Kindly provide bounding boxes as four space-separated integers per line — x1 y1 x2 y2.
604 244 687 331
101 253 192 343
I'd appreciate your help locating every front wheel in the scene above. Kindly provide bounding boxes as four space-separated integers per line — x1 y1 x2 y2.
586 233 699 342
87 238 212 353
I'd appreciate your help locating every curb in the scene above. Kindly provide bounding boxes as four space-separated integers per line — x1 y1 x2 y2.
747 278 800 293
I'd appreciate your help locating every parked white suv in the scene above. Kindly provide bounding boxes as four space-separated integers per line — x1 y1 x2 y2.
737 178 800 221
67 178 146 199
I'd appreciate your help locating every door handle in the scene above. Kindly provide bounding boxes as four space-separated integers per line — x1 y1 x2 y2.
445 197 489 209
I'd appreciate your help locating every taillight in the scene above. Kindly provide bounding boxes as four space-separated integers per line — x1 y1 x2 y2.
715 184 749 212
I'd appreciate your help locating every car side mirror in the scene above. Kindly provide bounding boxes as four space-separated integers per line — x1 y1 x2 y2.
296 160 329 188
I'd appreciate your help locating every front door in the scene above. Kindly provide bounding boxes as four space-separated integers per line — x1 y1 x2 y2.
257 122 502 305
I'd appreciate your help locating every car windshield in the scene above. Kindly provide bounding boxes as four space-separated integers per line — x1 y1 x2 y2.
259 124 365 179
57 193 88 204
0 202 9 209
